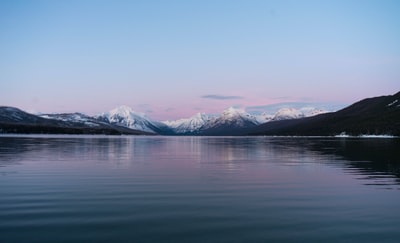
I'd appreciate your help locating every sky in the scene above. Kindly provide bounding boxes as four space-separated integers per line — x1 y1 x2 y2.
1 0 399 120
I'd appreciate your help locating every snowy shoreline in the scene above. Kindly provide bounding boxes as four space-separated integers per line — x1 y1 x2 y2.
334 132 396 138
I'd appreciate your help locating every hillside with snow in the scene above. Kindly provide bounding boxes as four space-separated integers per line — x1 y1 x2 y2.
40 113 106 127
0 106 149 135
250 92 400 136
270 107 327 121
96 106 172 134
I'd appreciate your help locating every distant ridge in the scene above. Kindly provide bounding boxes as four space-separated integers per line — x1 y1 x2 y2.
162 106 326 135
0 106 151 135
249 92 400 136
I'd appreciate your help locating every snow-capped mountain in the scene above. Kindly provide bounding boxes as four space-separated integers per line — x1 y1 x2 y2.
163 113 212 134
271 108 303 121
96 105 170 134
211 107 259 127
164 107 260 135
201 107 260 135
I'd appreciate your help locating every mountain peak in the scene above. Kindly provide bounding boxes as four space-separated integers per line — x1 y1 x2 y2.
114 105 133 111
108 105 145 117
95 106 158 133
209 107 259 130
222 107 246 117
194 112 208 118
162 112 212 134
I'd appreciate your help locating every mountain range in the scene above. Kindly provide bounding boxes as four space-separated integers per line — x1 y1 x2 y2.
1 92 399 136
0 105 326 135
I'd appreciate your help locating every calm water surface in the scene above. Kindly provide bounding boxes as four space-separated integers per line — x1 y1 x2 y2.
1 135 400 242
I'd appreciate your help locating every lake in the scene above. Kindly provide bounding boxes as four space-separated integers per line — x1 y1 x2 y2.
1 135 400 242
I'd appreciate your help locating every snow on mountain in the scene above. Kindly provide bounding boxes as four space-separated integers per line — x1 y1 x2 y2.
252 107 327 123
3 105 329 135
96 105 162 133
269 107 327 121
163 113 212 134
163 106 327 134
387 99 398 107
213 107 259 126
40 113 103 127
0 106 44 123
0 107 30 122
163 107 259 134
254 112 274 124
299 107 327 117
0 106 151 135
271 108 304 121
198 107 260 135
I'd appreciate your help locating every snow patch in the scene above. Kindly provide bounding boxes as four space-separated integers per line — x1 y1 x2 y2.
254 112 274 124
359 134 396 138
335 132 350 138
335 132 396 138
387 100 398 107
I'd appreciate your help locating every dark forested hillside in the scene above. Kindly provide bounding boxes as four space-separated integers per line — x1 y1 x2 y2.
249 92 400 136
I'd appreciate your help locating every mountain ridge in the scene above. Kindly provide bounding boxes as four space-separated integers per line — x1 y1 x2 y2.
0 106 151 135
162 106 327 135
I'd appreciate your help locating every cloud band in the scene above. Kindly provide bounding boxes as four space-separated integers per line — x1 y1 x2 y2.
201 94 243 100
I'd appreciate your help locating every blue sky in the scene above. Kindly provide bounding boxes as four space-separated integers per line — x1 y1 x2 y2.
1 0 399 119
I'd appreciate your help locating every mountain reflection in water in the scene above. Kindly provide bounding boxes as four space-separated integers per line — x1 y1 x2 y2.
1 135 399 189
1 135 400 243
